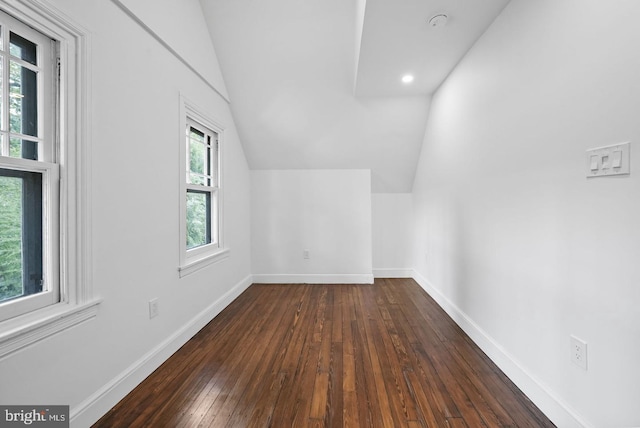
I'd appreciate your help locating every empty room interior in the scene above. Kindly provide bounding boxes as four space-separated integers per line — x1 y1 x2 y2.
0 0 639 427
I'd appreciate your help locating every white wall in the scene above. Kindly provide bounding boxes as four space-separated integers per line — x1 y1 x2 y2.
116 0 229 100
0 1 251 426
411 1 640 426
371 193 412 277
251 170 373 283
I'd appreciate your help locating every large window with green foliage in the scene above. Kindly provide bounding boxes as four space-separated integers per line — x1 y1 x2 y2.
0 9 58 321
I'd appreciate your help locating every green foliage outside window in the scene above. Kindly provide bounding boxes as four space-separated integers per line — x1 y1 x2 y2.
0 41 29 302
0 176 23 301
186 127 211 249
186 192 208 249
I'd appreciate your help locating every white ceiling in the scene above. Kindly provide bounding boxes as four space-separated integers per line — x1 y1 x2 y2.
200 0 510 192
356 0 511 97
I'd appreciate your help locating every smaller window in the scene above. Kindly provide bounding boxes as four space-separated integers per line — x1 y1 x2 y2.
178 98 228 277
186 120 218 250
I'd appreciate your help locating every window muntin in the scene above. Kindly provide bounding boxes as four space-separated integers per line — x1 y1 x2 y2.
185 119 219 251
0 20 52 162
0 10 57 322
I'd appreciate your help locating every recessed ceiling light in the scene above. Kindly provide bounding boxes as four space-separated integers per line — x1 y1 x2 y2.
401 74 414 84
428 14 448 28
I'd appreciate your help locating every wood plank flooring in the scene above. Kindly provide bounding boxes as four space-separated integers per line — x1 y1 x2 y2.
93 278 555 427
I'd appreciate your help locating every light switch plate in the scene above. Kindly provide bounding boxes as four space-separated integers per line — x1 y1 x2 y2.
586 142 630 177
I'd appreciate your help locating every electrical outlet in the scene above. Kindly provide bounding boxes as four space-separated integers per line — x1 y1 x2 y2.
303 249 310 259
149 298 159 319
570 335 587 370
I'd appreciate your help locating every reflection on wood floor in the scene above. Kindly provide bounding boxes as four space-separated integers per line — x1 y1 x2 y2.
94 278 555 427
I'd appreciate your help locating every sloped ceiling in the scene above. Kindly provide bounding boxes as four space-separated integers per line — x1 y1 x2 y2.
200 0 509 192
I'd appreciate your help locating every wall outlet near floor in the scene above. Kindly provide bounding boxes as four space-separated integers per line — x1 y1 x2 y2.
570 335 587 370
303 249 310 259
149 298 159 319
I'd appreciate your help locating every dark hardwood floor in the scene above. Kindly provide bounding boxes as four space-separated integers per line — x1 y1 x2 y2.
93 278 555 427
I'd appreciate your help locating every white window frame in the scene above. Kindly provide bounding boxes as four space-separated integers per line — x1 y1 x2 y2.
0 0 99 359
0 160 59 322
178 96 228 277
0 7 58 323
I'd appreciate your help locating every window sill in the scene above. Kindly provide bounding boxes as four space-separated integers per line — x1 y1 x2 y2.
178 248 230 278
0 298 102 359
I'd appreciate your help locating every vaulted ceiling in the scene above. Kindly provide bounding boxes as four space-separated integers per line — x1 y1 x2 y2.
200 0 510 192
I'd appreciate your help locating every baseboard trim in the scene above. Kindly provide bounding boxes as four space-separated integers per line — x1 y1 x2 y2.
411 270 591 428
252 273 374 284
71 271 591 427
373 268 413 278
70 274 253 428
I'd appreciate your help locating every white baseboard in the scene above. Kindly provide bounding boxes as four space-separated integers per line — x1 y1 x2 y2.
70 274 253 428
373 268 413 278
71 271 591 428
411 270 591 428
252 273 374 284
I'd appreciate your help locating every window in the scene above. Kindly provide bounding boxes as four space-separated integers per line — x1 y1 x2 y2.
179 98 228 277
0 2 97 358
0 10 58 322
186 120 218 249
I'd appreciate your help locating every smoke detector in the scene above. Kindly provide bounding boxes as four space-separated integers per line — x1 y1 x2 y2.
428 14 448 28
